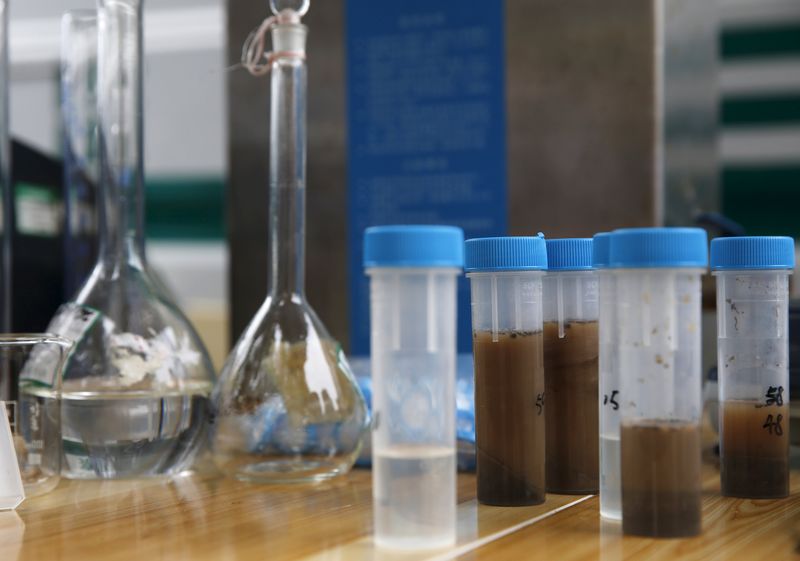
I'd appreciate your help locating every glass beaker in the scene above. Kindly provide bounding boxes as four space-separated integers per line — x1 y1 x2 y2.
712 236 794 499
1 335 72 497
61 10 99 298
542 238 599 495
0 0 11 339
365 226 462 549
40 0 216 479
611 228 707 538
466 236 547 506
209 1 368 483
594 233 621 520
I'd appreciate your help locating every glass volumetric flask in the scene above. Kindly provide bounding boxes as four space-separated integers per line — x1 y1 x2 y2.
210 1 367 483
712 237 794 499
612 228 707 538
41 0 216 479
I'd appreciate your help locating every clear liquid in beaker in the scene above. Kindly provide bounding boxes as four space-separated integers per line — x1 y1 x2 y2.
15 391 60 495
26 382 211 479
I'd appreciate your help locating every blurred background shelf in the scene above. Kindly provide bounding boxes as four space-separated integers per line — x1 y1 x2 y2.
5 0 800 361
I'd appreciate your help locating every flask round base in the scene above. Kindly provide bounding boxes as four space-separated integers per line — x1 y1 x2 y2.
62 467 191 481
22 475 61 498
229 456 355 484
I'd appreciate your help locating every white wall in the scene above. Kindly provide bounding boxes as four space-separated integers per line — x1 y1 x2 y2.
7 0 227 178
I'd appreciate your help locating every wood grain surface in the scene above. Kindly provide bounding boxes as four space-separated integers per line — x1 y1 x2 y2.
459 467 800 561
1 461 797 560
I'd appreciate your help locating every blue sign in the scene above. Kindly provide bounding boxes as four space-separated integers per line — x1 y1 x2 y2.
346 0 508 355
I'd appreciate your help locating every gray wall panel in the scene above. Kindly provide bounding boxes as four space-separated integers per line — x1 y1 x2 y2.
505 0 658 237
228 1 680 349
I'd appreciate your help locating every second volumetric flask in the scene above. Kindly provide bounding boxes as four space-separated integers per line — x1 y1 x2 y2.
466 236 547 506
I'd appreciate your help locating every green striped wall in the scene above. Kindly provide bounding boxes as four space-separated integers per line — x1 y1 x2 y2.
721 24 800 59
721 13 800 237
722 95 800 125
146 177 225 241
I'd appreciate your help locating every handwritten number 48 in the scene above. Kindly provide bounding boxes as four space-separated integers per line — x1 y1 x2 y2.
763 414 783 436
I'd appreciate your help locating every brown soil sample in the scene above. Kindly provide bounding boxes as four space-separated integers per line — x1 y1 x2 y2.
544 321 599 494
474 330 545 506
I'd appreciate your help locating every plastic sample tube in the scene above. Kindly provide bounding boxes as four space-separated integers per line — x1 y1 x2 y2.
611 228 708 538
465 236 547 506
542 238 599 495
594 232 621 519
365 225 463 550
711 236 794 499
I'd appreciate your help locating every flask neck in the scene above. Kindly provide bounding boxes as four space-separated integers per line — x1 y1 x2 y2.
96 0 146 271
268 23 307 297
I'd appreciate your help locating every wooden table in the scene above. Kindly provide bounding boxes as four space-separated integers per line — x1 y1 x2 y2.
2 462 798 560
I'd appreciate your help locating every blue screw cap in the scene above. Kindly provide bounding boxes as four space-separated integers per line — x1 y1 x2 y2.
609 227 708 269
710 236 795 271
363 225 464 268
464 236 548 272
546 238 594 271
